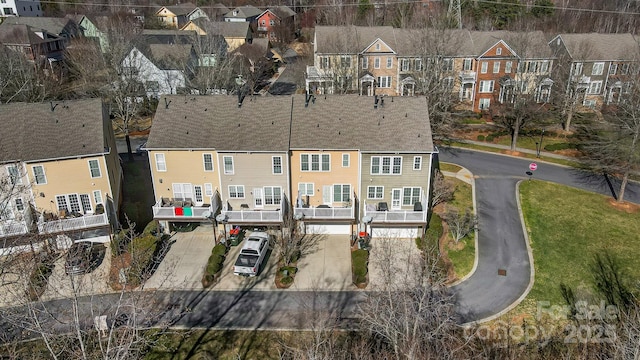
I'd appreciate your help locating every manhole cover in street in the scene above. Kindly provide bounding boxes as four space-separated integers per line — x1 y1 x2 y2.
498 269 507 276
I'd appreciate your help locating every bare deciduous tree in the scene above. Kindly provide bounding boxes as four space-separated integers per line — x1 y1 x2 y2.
431 170 454 209
443 207 477 243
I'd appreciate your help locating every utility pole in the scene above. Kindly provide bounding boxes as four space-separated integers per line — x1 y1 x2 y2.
447 0 463 29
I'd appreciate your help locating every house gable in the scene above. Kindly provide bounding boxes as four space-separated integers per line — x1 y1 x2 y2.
478 40 518 59
362 38 396 54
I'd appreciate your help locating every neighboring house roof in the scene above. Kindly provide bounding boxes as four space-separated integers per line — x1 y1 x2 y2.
553 33 639 61
224 5 263 20
270 6 295 18
147 43 194 70
147 95 292 151
1 16 77 38
146 95 434 153
156 3 198 16
0 99 107 163
0 23 59 46
140 29 197 44
289 95 433 152
185 19 250 38
208 3 231 18
233 37 271 58
314 26 552 59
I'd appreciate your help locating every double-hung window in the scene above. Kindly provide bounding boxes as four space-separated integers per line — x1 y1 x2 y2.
88 159 101 178
272 156 282 174
505 61 512 73
374 57 380 69
493 61 500 73
588 81 602 94
479 80 494 93
342 153 350 167
155 153 166 172
228 185 245 198
413 156 422 170
386 57 393 69
203 153 213 171
370 156 402 175
480 62 488 74
367 186 384 199
32 165 46 184
6 165 21 185
362 57 368 69
377 76 391 88
402 187 421 206
401 59 410 71
333 184 350 203
592 62 604 76
223 156 234 174
463 58 472 71
264 186 282 205
298 183 314 196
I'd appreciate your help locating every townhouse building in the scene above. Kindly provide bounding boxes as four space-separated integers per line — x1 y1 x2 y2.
306 26 554 112
146 94 436 238
255 6 295 41
0 0 42 17
549 33 639 109
155 3 208 29
0 99 122 249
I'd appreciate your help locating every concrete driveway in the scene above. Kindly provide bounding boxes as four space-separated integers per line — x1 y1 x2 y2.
215 234 353 291
144 225 216 290
368 237 422 290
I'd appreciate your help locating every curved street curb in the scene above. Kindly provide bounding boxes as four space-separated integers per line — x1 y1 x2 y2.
461 180 536 326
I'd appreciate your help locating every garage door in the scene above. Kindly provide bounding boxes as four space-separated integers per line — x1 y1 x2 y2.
305 223 352 235
371 227 418 239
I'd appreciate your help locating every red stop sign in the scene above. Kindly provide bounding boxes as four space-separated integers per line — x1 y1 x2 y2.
529 162 538 171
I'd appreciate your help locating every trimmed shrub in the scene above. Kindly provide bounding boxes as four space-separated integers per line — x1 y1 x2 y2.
485 134 495 142
279 266 297 276
477 135 486 141
212 244 227 257
544 143 577 151
352 249 369 285
280 276 294 285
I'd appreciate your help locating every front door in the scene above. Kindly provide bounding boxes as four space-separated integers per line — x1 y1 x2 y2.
253 188 263 208
322 185 332 205
391 189 402 210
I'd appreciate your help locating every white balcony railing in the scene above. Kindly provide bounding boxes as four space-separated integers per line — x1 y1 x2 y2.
222 209 283 223
38 213 109 234
257 26 267 32
364 210 427 223
152 204 213 220
0 221 29 237
294 206 354 220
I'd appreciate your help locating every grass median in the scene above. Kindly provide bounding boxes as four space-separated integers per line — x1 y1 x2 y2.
514 180 640 317
442 177 476 280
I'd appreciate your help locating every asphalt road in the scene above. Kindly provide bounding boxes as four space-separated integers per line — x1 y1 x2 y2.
438 147 640 323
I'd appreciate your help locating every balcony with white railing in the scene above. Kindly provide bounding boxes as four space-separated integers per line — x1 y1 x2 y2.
364 198 428 224
0 220 29 237
221 209 283 223
38 213 109 234
294 206 354 220
152 198 214 220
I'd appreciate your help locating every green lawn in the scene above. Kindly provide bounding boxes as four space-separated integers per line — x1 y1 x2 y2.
518 181 640 312
450 141 581 168
440 162 463 173
443 177 476 280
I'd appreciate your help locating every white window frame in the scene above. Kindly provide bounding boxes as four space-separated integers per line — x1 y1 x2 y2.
263 186 282 205
172 183 194 201
414 58 422 71
194 185 203 203
493 61 500 73
480 62 488 74
88 159 101 178
402 187 421 206
272 156 283 174
370 156 402 175
413 156 422 170
223 156 234 174
479 80 494 93
573 62 583 75
401 58 409 71
204 183 213 197
80 194 92 213
367 186 384 199
592 62 605 76
588 81 602 95
298 183 314 196
203 153 214 172
377 76 391 88
463 58 472 71
228 185 245 199
540 60 550 73
32 165 47 184
93 190 103 205
505 61 512 73
301 153 329 172
333 184 351 203
496 47 502 55
342 153 350 167
362 57 368 69
609 63 618 75
386 57 393 69
155 153 166 172
15 198 24 212
374 57 380 69
479 98 491 110
6 165 21 185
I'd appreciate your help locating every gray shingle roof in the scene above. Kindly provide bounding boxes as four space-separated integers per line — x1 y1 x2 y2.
290 95 433 152
200 21 250 38
224 5 263 19
0 99 107 162
314 26 552 59
555 33 639 61
0 24 54 45
146 95 434 153
1 16 76 37
160 3 197 16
